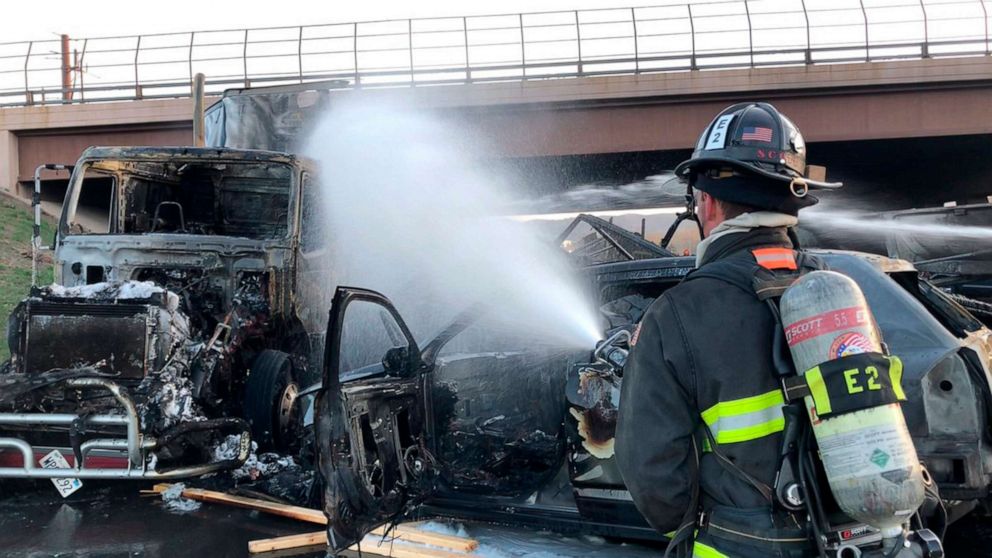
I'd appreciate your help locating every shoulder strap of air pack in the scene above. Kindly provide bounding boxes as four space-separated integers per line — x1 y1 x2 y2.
684 246 824 300
683 245 825 385
680 247 827 516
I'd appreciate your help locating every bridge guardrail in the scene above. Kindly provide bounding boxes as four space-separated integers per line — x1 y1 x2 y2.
0 0 989 107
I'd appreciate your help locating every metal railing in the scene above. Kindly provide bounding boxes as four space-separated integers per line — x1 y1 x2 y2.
0 0 989 107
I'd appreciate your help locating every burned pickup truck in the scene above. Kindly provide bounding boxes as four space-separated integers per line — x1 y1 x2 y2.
0 146 333 482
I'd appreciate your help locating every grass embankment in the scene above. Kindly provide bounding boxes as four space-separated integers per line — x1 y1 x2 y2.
0 197 55 361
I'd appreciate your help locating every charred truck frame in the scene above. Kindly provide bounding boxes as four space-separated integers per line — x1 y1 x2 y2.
0 146 333 480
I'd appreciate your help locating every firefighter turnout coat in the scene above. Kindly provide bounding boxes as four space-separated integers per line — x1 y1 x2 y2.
616 226 813 557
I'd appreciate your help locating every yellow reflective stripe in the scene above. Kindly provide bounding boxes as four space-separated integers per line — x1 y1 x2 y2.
700 389 785 445
693 541 729 558
714 417 785 444
888 356 906 401
804 366 832 415
700 390 784 426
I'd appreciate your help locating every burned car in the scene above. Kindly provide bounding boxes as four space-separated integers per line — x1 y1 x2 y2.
313 215 992 551
882 203 992 315
0 146 334 482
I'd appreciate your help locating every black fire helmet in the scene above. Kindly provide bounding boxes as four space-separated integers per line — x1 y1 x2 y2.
674 102 842 216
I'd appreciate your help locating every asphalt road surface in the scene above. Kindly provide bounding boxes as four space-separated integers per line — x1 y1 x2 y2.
0 482 327 558
0 481 661 558
0 481 987 557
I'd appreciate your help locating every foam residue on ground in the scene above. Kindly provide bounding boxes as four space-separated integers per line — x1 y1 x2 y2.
159 483 201 513
416 520 660 557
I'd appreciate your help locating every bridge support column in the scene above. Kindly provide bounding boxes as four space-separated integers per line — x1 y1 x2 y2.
0 131 18 195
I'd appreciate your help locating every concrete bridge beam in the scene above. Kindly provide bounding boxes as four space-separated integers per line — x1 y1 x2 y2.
1 56 991 197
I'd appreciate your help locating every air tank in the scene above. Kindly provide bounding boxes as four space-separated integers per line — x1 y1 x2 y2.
780 270 925 540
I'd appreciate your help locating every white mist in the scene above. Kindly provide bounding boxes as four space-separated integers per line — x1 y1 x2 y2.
805 210 992 241
304 100 602 348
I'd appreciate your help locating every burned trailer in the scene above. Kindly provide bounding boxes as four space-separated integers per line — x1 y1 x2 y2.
0 146 333 481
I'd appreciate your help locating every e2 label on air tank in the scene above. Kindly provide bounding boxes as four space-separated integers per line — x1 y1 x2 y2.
39 449 83 498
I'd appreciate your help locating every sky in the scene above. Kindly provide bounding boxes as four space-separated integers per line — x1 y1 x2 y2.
1 0 693 42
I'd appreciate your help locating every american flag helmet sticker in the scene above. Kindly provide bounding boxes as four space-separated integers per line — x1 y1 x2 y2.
741 126 773 142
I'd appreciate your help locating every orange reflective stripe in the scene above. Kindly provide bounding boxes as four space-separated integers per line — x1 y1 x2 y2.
752 248 797 270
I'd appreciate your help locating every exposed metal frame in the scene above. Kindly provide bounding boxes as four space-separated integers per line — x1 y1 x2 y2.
31 164 72 286
0 378 247 480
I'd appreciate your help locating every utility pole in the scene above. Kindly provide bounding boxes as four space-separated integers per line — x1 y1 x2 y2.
60 34 72 102
192 73 206 146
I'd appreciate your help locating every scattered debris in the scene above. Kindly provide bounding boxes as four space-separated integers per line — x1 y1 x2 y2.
160 482 202 513
151 483 480 556
230 442 296 481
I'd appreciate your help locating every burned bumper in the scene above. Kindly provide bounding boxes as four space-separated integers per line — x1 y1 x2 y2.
0 377 250 480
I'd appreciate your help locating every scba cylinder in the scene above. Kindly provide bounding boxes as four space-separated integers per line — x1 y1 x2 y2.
780 270 925 539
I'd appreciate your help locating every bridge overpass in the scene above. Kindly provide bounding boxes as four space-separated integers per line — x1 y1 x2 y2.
1 54 991 208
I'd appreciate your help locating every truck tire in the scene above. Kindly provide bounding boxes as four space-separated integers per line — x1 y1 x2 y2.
244 350 299 452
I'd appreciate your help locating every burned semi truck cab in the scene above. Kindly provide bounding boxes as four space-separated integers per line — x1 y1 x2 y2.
0 146 331 481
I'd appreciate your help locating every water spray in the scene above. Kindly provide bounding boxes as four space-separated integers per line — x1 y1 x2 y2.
304 99 603 348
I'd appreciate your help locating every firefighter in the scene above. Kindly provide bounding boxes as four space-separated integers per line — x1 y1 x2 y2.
614 102 842 557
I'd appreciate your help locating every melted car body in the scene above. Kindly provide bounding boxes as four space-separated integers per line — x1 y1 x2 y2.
316 215 992 550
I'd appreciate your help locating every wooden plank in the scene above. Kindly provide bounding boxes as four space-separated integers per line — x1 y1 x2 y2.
372 525 479 552
152 483 326 524
353 535 473 558
249 531 474 557
248 527 479 555
249 545 329 558
249 531 326 553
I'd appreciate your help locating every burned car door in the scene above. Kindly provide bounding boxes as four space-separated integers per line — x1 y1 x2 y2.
315 287 434 551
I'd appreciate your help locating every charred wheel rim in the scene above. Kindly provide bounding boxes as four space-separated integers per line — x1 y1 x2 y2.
277 382 299 433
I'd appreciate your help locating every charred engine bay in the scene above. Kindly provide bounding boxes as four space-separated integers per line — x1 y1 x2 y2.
1 273 280 470
320 293 652 538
